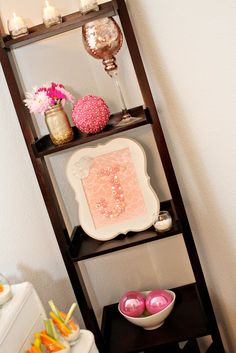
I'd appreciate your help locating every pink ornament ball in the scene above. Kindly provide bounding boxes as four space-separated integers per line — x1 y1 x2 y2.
145 290 173 315
72 95 110 134
119 291 146 317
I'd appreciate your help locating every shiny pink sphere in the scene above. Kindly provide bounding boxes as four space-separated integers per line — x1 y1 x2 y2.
119 291 146 317
146 290 173 315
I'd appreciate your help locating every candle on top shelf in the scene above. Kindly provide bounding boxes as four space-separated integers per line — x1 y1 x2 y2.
80 0 99 14
43 0 62 28
7 12 29 39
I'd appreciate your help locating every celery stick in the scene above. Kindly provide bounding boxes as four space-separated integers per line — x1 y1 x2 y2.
48 300 64 322
64 303 77 324
44 319 58 340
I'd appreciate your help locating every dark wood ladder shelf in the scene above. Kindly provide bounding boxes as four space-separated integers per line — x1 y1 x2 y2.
0 0 225 352
101 284 209 353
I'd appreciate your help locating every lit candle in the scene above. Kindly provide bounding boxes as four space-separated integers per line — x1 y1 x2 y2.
8 13 28 39
154 211 173 232
9 13 25 31
43 1 57 20
80 0 99 14
43 0 62 28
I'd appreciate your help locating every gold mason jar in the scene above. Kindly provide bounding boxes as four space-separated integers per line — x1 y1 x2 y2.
44 104 74 145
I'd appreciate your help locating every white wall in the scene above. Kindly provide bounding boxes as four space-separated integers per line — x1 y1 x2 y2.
127 1 236 352
0 0 235 351
0 63 80 317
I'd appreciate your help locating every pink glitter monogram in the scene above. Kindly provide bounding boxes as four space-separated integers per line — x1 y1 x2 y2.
96 166 126 218
81 147 147 230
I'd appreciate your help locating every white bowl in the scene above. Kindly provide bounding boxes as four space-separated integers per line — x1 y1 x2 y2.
118 290 176 330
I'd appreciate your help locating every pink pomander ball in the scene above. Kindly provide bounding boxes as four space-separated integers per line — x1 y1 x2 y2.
119 291 146 317
72 95 110 134
145 290 173 315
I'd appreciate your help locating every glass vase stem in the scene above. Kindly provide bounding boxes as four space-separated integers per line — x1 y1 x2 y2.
110 70 131 119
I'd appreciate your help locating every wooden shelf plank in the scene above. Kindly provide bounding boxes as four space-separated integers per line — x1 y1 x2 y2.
70 200 181 261
2 2 117 49
32 106 150 158
101 284 209 353
206 343 217 353
182 340 201 353
143 339 200 353
143 343 180 353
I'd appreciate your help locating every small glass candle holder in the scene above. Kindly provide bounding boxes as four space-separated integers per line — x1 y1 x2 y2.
80 0 99 14
43 0 62 28
0 273 13 306
154 211 173 233
7 13 29 39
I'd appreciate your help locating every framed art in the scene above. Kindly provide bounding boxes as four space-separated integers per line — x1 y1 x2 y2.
66 137 160 241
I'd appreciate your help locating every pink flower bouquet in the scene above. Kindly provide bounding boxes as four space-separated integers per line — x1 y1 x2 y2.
24 82 74 114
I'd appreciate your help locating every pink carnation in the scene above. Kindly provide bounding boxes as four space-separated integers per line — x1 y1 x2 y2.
24 82 74 115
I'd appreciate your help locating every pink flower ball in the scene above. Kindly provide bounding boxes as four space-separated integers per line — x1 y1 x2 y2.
119 291 146 317
145 290 173 315
72 95 110 134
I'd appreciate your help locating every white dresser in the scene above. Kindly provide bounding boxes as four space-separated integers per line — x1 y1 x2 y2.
0 282 99 353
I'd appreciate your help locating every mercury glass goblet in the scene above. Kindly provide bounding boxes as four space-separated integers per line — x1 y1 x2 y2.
82 17 142 126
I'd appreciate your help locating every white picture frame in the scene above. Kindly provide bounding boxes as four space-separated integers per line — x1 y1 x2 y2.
66 137 159 241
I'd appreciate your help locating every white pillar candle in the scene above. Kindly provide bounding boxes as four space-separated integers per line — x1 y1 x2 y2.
80 0 99 14
43 0 62 28
8 13 28 39
43 1 57 21
8 13 26 32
